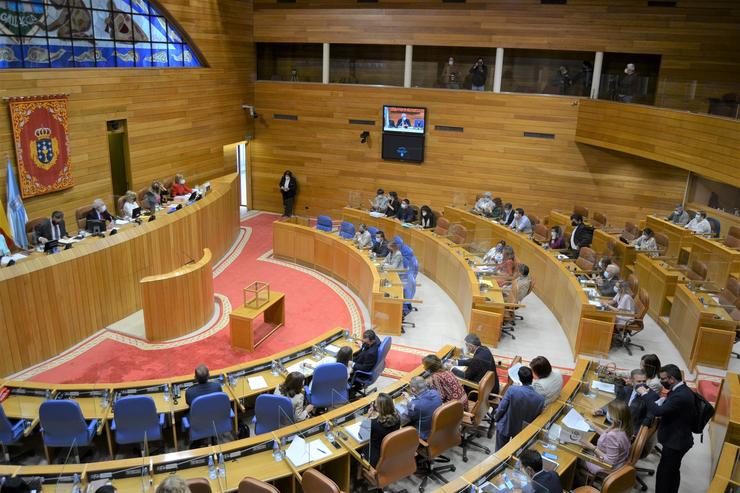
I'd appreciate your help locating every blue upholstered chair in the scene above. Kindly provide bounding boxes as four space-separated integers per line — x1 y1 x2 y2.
367 227 379 247
182 392 233 444
39 400 98 463
393 235 404 246
316 216 333 232
338 221 355 239
305 363 349 409
111 396 165 448
402 272 418 330
0 404 26 462
253 394 295 435
350 336 392 397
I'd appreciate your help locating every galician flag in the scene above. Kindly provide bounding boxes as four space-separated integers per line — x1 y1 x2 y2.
6 158 28 250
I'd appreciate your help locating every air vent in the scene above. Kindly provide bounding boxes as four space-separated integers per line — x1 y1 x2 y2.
357 0 378 3
273 114 298 121
523 131 555 139
647 0 677 6
435 125 464 133
277 0 296 3
541 0 567 4
442 0 466 3
349 119 376 125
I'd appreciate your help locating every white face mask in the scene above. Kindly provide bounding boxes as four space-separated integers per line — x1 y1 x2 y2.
448 60 454 65
614 285 619 294
606 411 613 423
551 232 557 239
401 203 408 209
604 271 611 279
695 214 701 220
422 211 427 216
375 237 381 242
99 205 106 213
179 179 185 185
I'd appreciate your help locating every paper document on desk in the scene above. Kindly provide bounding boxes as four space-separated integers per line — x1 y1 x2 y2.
562 408 591 432
324 344 340 356
58 237 81 245
369 211 385 218
247 376 268 390
285 436 332 467
345 421 369 443
114 219 129 225
508 363 522 384
1 253 26 266
286 362 313 376
588 300 602 307
557 254 569 260
591 381 615 394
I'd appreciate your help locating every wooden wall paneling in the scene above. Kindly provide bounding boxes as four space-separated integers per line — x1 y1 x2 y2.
251 83 688 228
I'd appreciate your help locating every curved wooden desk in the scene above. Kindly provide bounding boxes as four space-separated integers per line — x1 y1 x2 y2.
0 174 240 377
140 248 214 342
710 373 740 474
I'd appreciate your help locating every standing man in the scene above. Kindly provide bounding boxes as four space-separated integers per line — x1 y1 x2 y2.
279 170 297 217
569 214 594 255
493 366 544 451
618 63 638 103
452 334 499 394
441 56 461 89
636 364 696 493
469 57 487 91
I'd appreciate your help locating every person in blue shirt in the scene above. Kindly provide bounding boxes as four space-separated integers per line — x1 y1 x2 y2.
0 234 15 267
396 199 415 223
511 208 533 234
403 376 442 440
494 366 544 451
185 364 222 406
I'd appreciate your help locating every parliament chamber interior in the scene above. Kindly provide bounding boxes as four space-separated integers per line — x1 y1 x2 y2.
0 0 739 492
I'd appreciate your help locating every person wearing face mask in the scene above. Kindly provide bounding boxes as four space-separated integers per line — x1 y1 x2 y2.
370 188 390 213
501 202 515 226
510 208 533 234
396 198 415 223
518 449 563 493
384 191 401 218
632 227 658 256
685 210 712 235
143 180 167 211
595 264 620 296
665 204 689 226
121 190 140 220
382 240 403 269
568 213 593 255
490 197 504 220
396 113 411 129
402 376 442 440
441 56 461 89
636 364 696 493
419 205 436 229
353 223 372 249
452 334 499 392
545 225 565 250
618 63 638 103
170 173 193 197
473 191 494 216
469 57 487 91
594 368 658 434
35 210 69 245
370 230 390 258
577 400 633 483
279 170 297 217
86 198 114 228
607 280 635 325
483 240 506 264
493 366 544 451
350 330 382 397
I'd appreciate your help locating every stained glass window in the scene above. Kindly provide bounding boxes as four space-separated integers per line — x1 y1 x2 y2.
0 0 201 68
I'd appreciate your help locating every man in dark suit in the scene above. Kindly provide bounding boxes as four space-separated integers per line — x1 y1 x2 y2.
35 210 68 244
352 329 380 374
371 231 390 258
636 363 696 493
493 366 544 451
595 368 657 433
86 199 115 230
452 333 499 394
501 203 515 226
185 364 222 406
569 214 594 255
396 113 411 128
520 449 563 493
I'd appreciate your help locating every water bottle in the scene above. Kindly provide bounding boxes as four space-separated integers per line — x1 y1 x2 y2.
271 361 279 376
45 389 52 400
228 373 237 387
163 383 170 403
208 454 217 479
72 473 81 493
217 452 225 478
100 389 109 409
324 420 334 442
272 439 283 461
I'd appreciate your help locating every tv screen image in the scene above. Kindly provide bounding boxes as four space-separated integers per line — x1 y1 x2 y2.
383 106 426 134
381 133 425 163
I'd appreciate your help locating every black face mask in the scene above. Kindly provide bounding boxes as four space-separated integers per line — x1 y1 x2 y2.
571 221 578 227
660 380 672 390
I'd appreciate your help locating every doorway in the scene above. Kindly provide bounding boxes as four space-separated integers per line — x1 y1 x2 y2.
107 120 132 199
237 142 248 208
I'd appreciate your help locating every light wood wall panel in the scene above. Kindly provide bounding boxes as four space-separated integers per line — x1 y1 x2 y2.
0 0 254 228
576 100 740 188
250 82 687 226
253 1 740 111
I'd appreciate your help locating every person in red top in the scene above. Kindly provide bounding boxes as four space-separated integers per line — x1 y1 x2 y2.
422 354 468 411
170 173 193 196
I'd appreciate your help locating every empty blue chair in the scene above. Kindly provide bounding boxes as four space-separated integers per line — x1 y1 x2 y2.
111 396 164 447
253 394 295 435
39 400 98 462
316 215 333 232
305 363 349 409
338 221 355 239
0 404 26 461
351 336 392 396
182 392 233 443
393 235 404 246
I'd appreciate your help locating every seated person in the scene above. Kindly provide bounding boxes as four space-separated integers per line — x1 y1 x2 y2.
382 240 403 269
530 356 563 407
519 449 563 493
594 264 620 296
545 225 566 250
578 400 632 482
483 240 506 264
274 371 313 421
86 199 114 228
632 227 658 256
143 181 168 211
34 210 68 244
371 230 390 258
665 204 689 226
503 264 531 303
606 281 636 325
419 205 436 229
685 210 712 234
495 246 517 286
363 393 401 467
510 208 533 234
370 188 390 213
403 376 442 440
353 223 372 249
185 364 222 405
170 173 193 197
0 233 15 267
452 333 500 394
396 199 415 222
594 256 612 278
334 346 353 377
385 191 401 218
491 197 504 220
474 191 494 216
121 190 140 220
501 203 515 225
422 354 468 411
351 330 381 376
569 214 594 254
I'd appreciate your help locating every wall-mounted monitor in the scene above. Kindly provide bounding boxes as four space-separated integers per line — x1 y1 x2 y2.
383 105 426 134
381 133 425 164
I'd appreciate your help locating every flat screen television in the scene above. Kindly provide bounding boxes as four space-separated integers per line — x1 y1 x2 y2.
383 105 426 134
381 132 425 163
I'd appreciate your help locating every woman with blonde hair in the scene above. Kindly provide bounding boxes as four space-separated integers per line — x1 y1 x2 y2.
579 400 633 480
121 190 140 220
155 475 188 493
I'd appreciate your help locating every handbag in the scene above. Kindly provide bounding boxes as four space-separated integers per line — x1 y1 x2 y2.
595 362 620 384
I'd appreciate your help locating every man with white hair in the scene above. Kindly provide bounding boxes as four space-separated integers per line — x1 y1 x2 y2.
403 376 442 440
85 198 114 229
618 63 638 103
595 263 620 296
474 191 494 216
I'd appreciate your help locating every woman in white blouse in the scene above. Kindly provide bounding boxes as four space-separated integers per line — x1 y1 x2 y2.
530 356 563 406
274 371 314 421
608 281 636 325
122 190 140 220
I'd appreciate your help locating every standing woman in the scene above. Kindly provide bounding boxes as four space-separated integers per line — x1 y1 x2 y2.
279 170 297 217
